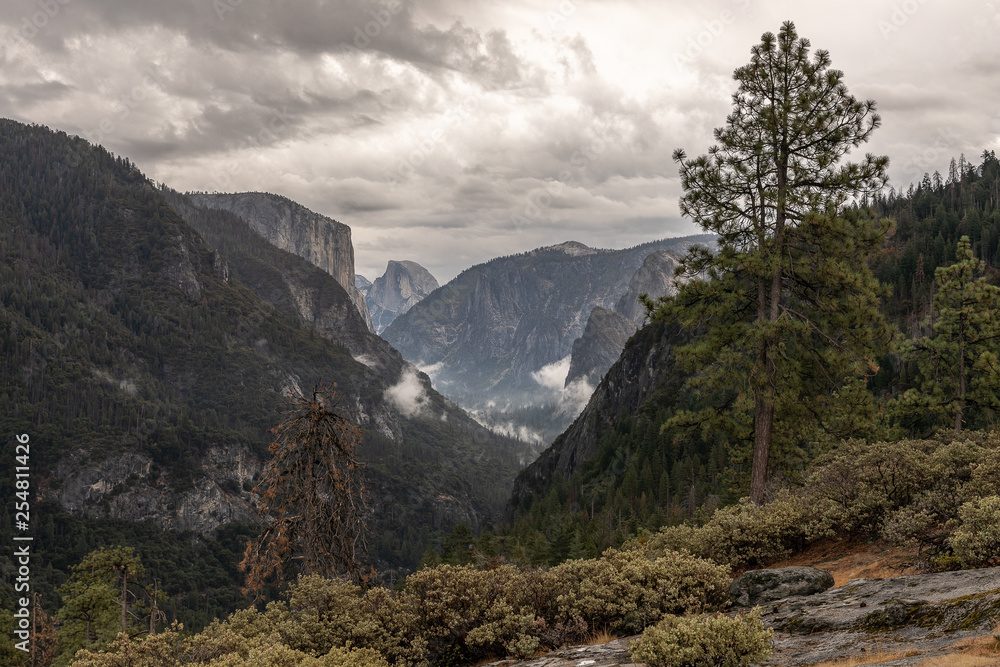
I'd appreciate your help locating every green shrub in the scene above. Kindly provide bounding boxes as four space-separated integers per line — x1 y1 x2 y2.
951 495 1000 567
631 491 827 569
397 564 539 664
629 610 774 667
353 585 429 665
550 549 730 634
271 575 363 657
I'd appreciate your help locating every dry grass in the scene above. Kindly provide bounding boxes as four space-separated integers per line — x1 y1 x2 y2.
919 625 1000 666
806 647 920 667
767 538 921 587
916 657 1000 666
583 628 615 645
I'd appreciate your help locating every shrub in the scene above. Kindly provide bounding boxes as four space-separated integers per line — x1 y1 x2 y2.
271 575 363 657
951 495 1000 567
397 564 539 664
806 438 936 535
550 549 730 634
353 585 429 665
629 610 774 667
631 491 827 569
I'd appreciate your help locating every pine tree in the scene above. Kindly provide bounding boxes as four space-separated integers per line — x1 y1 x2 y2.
55 547 145 665
899 236 1000 430
659 21 892 503
240 383 370 595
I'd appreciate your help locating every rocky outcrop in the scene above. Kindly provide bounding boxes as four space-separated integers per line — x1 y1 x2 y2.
485 637 637 667
356 274 373 297
53 445 261 535
730 567 835 608
565 250 684 388
615 250 682 323
367 260 439 333
188 191 373 329
564 307 638 389
166 190 394 366
762 565 1000 665
487 566 1000 667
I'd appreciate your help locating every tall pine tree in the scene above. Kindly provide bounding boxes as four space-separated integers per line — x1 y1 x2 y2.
659 21 892 503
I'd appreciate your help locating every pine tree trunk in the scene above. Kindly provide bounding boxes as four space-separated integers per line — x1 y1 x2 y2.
121 572 127 634
956 331 965 431
750 391 774 505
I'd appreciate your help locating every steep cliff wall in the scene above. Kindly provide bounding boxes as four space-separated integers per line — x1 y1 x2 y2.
189 192 373 330
509 318 687 513
383 237 711 408
367 260 439 333
564 250 684 387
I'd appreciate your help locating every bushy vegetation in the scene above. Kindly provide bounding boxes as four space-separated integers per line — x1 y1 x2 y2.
67 548 729 666
626 430 1000 570
951 496 1000 567
629 610 773 667
0 118 530 640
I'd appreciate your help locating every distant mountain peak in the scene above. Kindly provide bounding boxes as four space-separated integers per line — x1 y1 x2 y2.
368 260 439 333
537 241 598 256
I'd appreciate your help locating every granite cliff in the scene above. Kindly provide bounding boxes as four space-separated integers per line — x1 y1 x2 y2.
0 120 525 573
382 237 711 445
565 249 685 388
365 260 439 333
188 191 373 330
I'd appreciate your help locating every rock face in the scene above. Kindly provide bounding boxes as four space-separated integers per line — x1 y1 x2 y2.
564 307 638 390
615 250 684 323
730 567 835 608
54 445 261 535
509 317 689 513
485 637 638 667
189 191 373 329
383 237 712 435
564 250 685 388
356 273 373 296
167 191 385 363
367 260 439 333
761 565 1000 665
489 566 1000 667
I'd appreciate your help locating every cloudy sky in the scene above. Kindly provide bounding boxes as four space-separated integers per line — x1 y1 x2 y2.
3 0 999 282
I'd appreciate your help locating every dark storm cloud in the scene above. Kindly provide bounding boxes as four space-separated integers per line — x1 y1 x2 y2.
2 0 997 282
0 0 534 91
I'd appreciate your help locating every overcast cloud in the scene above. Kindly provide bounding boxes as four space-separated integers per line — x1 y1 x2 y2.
3 0 999 281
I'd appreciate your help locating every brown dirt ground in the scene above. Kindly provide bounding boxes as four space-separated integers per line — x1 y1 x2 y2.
766 538 923 587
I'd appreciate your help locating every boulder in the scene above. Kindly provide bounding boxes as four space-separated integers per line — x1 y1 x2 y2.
730 566 835 607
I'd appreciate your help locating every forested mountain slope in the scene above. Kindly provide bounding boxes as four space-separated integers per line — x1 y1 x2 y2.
502 151 1000 562
0 120 526 622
